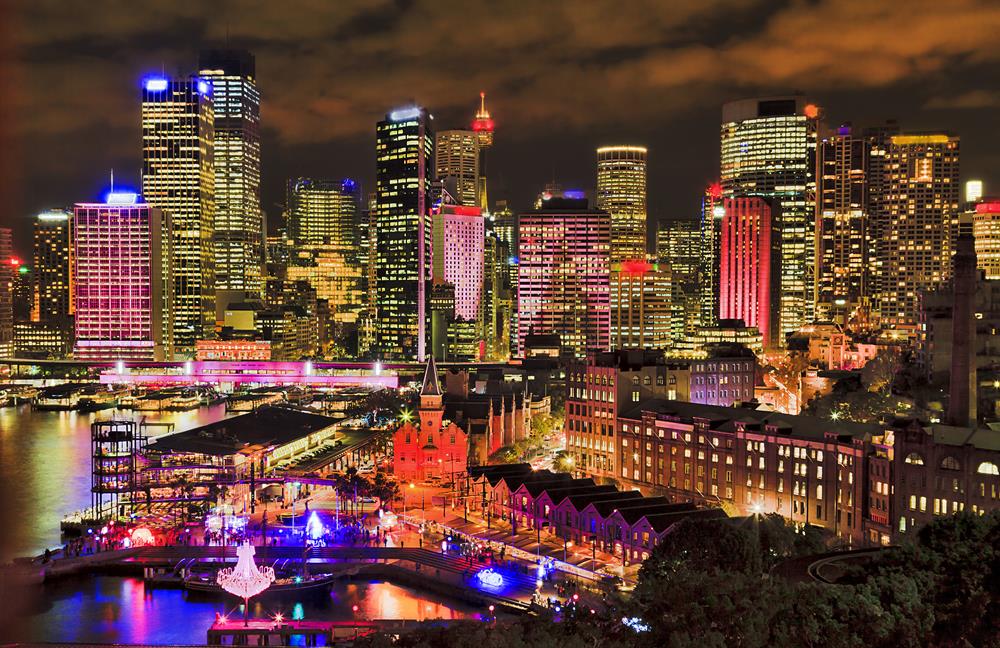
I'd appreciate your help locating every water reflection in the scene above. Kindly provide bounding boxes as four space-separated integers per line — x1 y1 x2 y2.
0 404 235 560
14 577 475 644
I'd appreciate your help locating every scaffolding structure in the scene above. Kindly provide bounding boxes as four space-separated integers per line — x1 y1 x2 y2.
91 419 148 520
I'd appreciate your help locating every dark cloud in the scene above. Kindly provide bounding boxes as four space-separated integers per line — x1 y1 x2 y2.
2 0 1000 250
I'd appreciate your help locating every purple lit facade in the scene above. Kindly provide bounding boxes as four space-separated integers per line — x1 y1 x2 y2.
73 197 171 361
432 204 485 321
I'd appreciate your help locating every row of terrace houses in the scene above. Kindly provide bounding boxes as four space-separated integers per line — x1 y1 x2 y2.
466 464 727 564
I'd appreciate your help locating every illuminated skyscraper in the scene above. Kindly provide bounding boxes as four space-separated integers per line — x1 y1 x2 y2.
657 218 701 339
596 146 647 262
973 199 1000 279
141 75 215 358
73 193 171 361
435 130 479 207
471 92 494 211
816 124 869 325
876 134 960 328
719 197 780 348
198 49 263 305
287 178 359 248
0 229 13 357
374 106 434 360
517 194 610 358
698 183 725 328
490 200 517 357
610 262 672 350
33 209 74 323
432 204 484 322
721 97 817 342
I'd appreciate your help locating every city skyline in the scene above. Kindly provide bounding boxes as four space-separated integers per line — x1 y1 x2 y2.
2 1 1000 252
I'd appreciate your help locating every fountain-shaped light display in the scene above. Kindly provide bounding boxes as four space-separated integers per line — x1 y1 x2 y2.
216 542 275 625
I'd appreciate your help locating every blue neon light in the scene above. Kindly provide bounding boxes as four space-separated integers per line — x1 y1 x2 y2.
197 79 210 95
341 178 357 193
474 568 505 590
389 107 421 121
564 190 586 200
144 78 168 92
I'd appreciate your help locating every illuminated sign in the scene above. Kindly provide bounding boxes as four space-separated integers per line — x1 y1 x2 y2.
712 205 726 218
197 79 210 95
106 192 139 205
38 210 69 221
144 78 168 92
389 107 421 122
890 134 951 145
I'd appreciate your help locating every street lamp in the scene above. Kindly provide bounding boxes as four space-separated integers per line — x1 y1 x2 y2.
352 604 360 640
563 539 573 562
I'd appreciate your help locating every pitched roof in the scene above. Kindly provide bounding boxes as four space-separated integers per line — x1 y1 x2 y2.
420 355 442 397
520 477 595 497
561 489 643 511
587 496 670 518
643 507 727 533
614 501 696 525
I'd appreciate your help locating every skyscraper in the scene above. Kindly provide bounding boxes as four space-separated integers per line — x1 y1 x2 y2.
698 183 725 328
719 197 780 348
287 178 359 248
141 75 215 358
198 49 263 305
816 124 869 325
610 261 672 350
73 192 171 361
0 229 13 357
432 204 484 322
596 146 647 262
471 92 494 212
434 130 479 207
721 97 817 342
876 134 960 328
657 218 701 338
973 199 1000 279
374 106 434 360
33 209 74 322
517 194 610 358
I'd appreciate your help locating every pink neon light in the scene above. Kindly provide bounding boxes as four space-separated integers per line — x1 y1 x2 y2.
976 202 1000 214
719 197 773 345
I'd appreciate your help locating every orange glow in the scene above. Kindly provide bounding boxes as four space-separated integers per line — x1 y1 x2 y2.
804 104 819 119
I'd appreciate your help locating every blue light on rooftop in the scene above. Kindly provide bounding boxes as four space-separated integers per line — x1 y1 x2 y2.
144 77 168 92
389 107 421 122
106 191 139 205
197 79 210 95
564 190 586 200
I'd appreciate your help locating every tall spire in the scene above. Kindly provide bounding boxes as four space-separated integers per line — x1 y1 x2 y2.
476 91 490 120
420 354 442 397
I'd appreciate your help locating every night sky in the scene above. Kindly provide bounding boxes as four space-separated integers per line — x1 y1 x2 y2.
1 0 999 255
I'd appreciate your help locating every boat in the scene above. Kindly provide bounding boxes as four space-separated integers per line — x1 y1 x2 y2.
182 569 337 597
164 389 202 411
34 384 84 410
78 384 128 412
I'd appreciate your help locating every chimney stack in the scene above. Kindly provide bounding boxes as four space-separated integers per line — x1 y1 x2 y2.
947 232 977 427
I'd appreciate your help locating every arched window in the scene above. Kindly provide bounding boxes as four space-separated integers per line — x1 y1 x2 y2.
976 461 999 476
904 452 925 466
940 456 961 471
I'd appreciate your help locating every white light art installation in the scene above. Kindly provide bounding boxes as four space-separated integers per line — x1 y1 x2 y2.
216 542 275 625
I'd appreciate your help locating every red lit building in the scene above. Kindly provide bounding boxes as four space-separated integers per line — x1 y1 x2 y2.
195 339 272 361
393 357 469 483
719 197 781 349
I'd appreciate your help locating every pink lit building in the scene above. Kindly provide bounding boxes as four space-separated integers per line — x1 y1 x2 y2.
73 193 171 361
432 204 484 321
517 195 611 358
719 197 780 349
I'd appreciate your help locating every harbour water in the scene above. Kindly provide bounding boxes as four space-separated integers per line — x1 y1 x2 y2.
0 404 484 643
0 403 235 561
9 576 477 643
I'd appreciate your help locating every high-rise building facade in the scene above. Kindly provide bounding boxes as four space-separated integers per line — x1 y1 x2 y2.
876 134 960 328
434 130 479 207
972 199 1000 279
719 197 780 349
517 195 611 358
141 76 215 358
198 49 263 303
0 229 13 357
816 124 869 325
721 97 817 342
33 209 74 322
597 146 647 262
374 106 434 360
73 193 171 361
657 218 702 337
287 178 359 248
698 183 725 329
610 262 672 350
432 204 484 322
